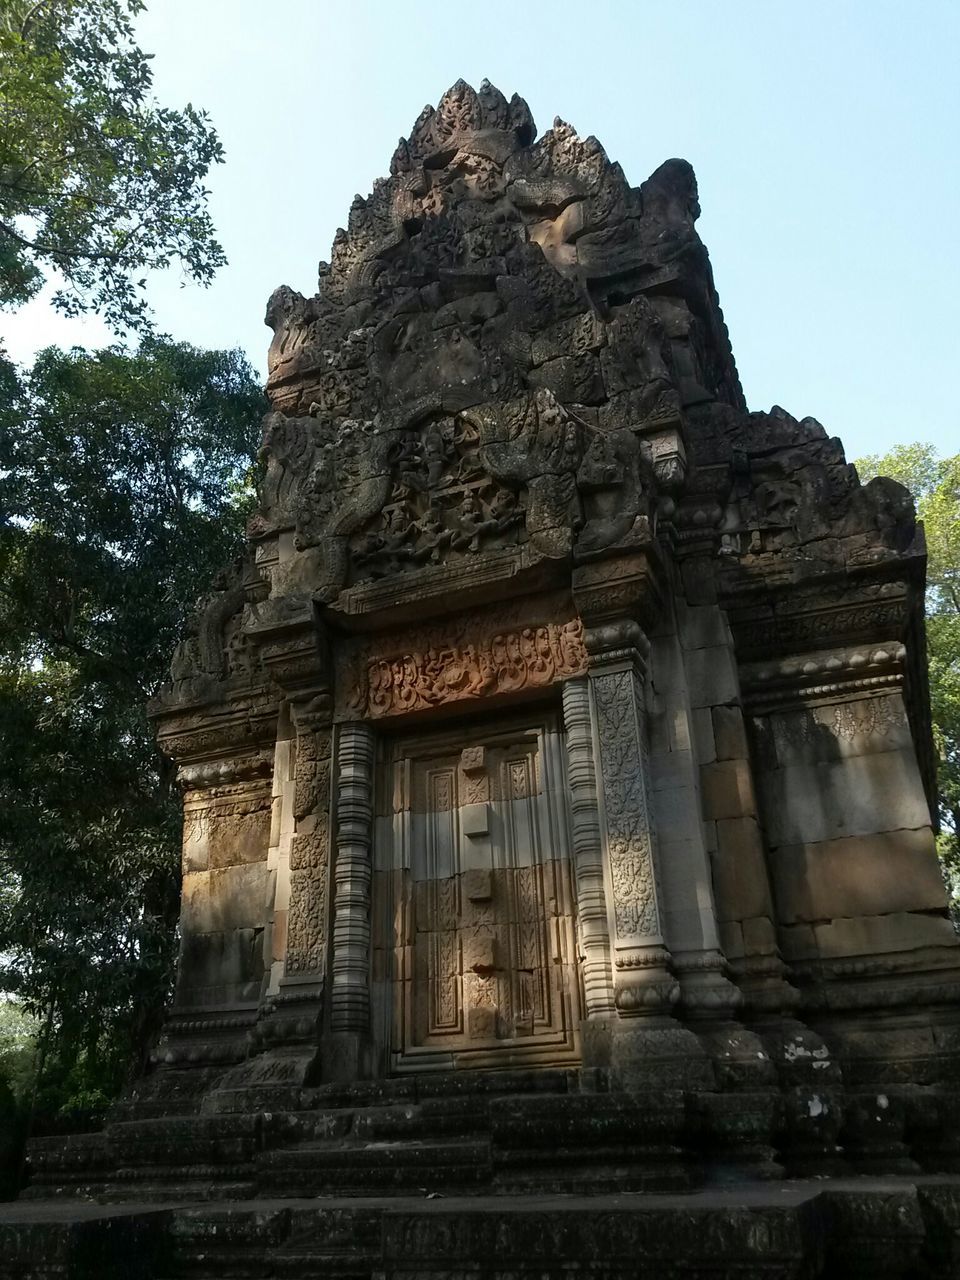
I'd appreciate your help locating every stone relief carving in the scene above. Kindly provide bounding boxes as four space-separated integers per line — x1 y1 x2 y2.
285 875 327 977
343 617 587 720
285 725 333 978
592 668 660 942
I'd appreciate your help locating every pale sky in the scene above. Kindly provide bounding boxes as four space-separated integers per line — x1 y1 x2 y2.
3 0 958 464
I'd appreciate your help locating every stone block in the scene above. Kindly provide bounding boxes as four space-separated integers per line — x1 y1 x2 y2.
759 752 933 846
700 759 757 821
711 817 772 922
685 644 740 708
463 867 492 902
461 802 490 837
680 554 718 605
182 820 208 874
654 789 702 847
692 707 717 763
650 752 690 793
778 922 818 961
713 704 749 760
462 931 495 971
719 919 745 960
769 829 948 924
676 602 731 651
663 905 714 952
181 865 273 935
812 911 959 959
176 927 263 993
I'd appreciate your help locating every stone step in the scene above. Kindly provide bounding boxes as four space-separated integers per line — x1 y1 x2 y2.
489 1089 688 1148
257 1138 492 1195
4 1181 960 1278
106 1115 265 1167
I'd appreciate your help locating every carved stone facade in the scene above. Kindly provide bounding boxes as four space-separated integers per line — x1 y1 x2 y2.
20 80 960 1219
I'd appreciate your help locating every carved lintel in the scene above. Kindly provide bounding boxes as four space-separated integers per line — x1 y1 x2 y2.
338 608 587 722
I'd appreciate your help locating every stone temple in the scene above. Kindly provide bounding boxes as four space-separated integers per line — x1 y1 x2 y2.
7 81 960 1277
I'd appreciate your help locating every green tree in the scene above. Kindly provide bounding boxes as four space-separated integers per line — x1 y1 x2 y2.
856 444 960 913
0 0 225 331
0 339 264 1128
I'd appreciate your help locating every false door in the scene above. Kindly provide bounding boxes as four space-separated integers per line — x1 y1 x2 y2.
372 715 582 1072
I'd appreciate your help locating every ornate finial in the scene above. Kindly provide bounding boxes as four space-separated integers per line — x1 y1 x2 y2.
400 80 536 170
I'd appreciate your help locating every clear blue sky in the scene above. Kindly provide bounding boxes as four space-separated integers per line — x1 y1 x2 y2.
4 0 958 464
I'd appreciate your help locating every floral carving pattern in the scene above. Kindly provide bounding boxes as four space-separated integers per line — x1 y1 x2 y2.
592 668 660 941
286 873 326 976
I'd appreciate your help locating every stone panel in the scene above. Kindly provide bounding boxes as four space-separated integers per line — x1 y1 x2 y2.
684 645 740 709
181 865 273 935
769 829 949 924
759 752 933 847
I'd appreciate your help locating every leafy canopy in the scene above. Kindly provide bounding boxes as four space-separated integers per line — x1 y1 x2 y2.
0 0 225 331
0 339 264 1115
856 444 960 911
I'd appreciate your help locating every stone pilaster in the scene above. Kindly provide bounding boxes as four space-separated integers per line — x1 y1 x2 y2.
561 678 616 1018
573 553 713 1090
282 699 334 985
149 694 278 1080
587 628 677 1017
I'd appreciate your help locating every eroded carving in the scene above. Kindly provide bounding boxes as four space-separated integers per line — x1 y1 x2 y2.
343 617 586 720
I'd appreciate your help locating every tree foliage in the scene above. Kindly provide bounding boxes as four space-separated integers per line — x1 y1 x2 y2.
856 444 960 911
0 0 225 331
0 339 264 1126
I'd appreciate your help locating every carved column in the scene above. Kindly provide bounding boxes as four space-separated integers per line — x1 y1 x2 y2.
586 620 678 1017
573 552 714 1091
561 679 616 1017
330 721 376 1035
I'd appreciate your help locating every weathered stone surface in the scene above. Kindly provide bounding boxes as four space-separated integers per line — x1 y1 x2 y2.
769 829 949 924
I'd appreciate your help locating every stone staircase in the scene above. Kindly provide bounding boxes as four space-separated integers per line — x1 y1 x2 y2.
13 1067 960 1277
6 1181 960 1280
24 1068 705 1202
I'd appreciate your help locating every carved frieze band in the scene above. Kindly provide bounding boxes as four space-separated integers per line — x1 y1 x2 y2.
560 679 616 1017
590 666 663 947
340 614 587 721
739 641 906 712
330 722 375 1031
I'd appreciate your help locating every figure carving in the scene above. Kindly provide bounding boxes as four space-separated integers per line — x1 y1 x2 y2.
344 618 587 719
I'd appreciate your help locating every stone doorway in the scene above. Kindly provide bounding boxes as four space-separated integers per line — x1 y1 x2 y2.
371 712 583 1073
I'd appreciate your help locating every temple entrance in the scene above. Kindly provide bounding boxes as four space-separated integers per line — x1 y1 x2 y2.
371 713 582 1073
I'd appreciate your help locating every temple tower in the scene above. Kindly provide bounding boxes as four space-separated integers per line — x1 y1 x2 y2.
29 82 960 1202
